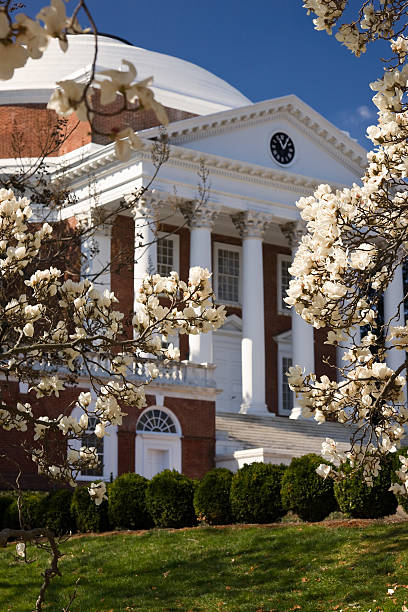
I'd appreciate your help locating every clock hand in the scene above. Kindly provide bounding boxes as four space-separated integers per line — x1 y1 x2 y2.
281 136 289 150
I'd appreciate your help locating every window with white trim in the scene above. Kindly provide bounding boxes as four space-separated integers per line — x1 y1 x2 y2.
157 233 179 276
81 416 104 477
137 409 177 434
277 254 292 314
214 243 241 305
281 356 293 415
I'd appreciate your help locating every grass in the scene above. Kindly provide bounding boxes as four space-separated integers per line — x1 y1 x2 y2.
2 522 408 611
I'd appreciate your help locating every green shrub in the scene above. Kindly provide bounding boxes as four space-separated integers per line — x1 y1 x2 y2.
71 484 110 533
109 473 152 530
3 492 46 529
194 468 234 525
334 457 398 519
40 489 76 535
281 454 337 522
145 470 196 528
0 494 14 529
230 462 287 524
391 447 408 514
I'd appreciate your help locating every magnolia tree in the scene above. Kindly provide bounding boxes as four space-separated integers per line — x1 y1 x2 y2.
0 2 226 608
286 1 408 488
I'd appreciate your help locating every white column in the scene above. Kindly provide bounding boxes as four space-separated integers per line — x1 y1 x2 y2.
133 194 158 301
180 200 218 364
281 221 315 420
79 210 112 293
233 211 269 415
384 264 405 375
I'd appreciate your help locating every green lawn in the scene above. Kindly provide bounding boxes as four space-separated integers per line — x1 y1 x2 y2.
2 522 408 611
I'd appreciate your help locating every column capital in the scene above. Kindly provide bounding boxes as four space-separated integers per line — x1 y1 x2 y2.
179 200 219 230
232 210 271 239
76 208 114 238
280 220 307 250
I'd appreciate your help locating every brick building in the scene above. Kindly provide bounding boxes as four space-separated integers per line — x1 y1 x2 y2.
0 34 371 485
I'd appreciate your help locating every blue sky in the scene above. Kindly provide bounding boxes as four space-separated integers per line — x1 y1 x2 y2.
29 1 389 148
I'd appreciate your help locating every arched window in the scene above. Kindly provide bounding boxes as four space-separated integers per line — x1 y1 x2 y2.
137 409 178 434
135 406 181 479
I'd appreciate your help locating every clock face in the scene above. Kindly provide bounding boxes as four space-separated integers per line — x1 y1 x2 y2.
270 132 295 165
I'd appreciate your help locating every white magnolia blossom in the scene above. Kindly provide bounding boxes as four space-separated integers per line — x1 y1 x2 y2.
288 5 408 489
88 481 108 506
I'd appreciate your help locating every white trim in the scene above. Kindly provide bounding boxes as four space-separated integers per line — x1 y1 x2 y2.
213 241 242 306
157 231 180 275
277 253 292 315
275 332 293 416
135 405 182 478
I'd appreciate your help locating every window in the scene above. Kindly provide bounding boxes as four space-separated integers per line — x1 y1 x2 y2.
137 409 177 434
81 416 104 477
281 356 294 415
277 254 292 314
157 233 179 276
214 243 241 305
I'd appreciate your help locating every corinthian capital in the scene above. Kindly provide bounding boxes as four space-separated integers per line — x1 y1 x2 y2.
76 207 113 238
179 200 219 229
231 210 271 239
280 220 307 250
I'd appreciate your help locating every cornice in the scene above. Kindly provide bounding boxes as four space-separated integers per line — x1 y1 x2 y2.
57 139 347 200
139 95 367 176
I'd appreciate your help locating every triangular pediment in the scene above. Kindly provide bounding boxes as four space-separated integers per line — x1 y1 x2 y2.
217 314 242 333
141 95 366 187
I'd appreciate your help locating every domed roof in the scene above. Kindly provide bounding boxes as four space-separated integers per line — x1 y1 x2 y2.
0 34 252 115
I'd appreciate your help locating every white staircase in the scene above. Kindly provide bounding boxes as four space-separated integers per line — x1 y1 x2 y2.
215 412 355 470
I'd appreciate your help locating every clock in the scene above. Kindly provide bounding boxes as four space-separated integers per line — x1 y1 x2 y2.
270 132 295 165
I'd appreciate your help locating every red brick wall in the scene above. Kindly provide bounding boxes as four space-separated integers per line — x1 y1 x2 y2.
0 104 91 158
0 101 196 158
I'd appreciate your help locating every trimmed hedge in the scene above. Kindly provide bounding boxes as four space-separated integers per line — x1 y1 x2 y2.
40 489 76 535
145 470 196 528
230 462 287 524
108 473 152 530
194 468 234 525
334 458 397 519
281 454 337 522
3 492 46 530
71 484 110 533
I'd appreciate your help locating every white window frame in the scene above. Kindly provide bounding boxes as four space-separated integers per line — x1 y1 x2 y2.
275 331 294 416
277 253 292 315
135 406 182 478
157 232 180 276
70 403 118 483
214 242 242 306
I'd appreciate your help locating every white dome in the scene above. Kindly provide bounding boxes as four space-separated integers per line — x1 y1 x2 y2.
0 34 252 115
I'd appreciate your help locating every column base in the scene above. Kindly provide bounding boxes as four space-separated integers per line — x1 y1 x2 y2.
289 406 304 420
239 402 270 415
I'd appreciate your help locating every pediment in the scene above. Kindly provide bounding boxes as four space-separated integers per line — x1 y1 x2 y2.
218 314 242 333
141 95 367 187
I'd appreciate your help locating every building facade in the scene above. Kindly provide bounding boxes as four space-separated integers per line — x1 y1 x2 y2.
3 34 399 485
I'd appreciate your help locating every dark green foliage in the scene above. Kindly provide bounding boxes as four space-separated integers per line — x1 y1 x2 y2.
229 462 287 524
391 447 408 514
108 473 152 529
3 492 46 529
71 484 110 533
145 469 196 528
194 468 234 525
281 454 337 522
334 457 398 519
40 489 76 535
0 494 14 529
